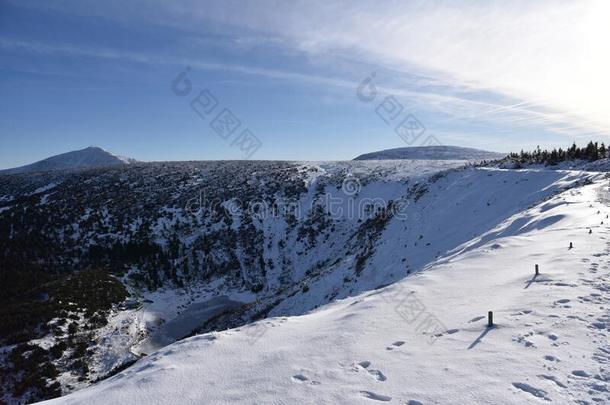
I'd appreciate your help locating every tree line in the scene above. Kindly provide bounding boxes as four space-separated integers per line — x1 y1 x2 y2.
508 141 607 165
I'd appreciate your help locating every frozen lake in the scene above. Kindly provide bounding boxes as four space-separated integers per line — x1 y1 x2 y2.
140 296 243 353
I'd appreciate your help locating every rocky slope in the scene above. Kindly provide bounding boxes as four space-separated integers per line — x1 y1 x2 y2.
0 147 136 175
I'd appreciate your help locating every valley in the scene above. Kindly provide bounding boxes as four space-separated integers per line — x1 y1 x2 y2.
1 158 608 404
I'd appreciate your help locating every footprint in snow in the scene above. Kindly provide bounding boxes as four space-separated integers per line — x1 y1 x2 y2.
538 374 567 388
510 310 533 317
292 374 321 385
591 321 608 330
588 382 608 393
386 341 405 351
553 282 578 288
518 329 551 345
556 298 570 304
431 328 460 339
512 382 550 401
369 370 387 382
357 361 387 381
571 370 590 378
359 391 392 402
552 299 571 309
543 355 559 362
512 334 536 348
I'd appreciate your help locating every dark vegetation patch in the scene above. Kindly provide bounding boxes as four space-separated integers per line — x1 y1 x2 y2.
0 269 128 345
506 141 607 166
1 344 62 403
0 269 127 403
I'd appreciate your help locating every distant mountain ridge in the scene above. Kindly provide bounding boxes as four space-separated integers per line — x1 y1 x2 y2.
0 147 137 175
354 145 506 161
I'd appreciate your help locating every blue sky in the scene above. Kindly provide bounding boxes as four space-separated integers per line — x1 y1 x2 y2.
1 0 609 168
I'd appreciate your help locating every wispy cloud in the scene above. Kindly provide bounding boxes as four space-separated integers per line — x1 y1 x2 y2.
4 0 609 142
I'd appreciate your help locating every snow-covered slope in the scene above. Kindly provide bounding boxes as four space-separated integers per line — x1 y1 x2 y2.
1 159 481 403
354 145 505 161
40 169 610 404
0 147 136 174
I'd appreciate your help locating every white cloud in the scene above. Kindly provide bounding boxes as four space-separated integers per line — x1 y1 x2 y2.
8 0 610 138
227 0 610 136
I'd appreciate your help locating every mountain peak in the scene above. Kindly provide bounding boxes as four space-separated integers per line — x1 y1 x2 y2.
0 146 137 175
354 145 506 161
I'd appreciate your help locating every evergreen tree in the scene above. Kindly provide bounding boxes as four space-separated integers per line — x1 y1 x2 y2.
509 141 606 166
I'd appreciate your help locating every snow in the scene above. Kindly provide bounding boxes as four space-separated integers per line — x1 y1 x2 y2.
139 296 243 353
39 194 50 205
266 167 594 317
353 145 505 161
101 281 258 359
311 159 469 182
29 182 59 195
112 154 138 164
41 170 610 404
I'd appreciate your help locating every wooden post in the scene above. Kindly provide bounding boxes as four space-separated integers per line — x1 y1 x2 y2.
487 311 493 328
535 264 539 275
569 242 573 249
